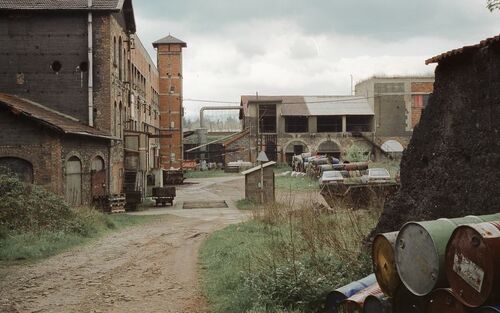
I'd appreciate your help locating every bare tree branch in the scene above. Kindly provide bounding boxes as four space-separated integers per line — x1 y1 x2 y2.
487 0 500 11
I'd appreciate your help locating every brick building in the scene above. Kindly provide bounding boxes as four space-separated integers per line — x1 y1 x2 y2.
230 76 434 164
153 35 186 170
0 0 162 204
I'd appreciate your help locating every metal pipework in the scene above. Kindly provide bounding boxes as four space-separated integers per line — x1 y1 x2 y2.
199 106 242 128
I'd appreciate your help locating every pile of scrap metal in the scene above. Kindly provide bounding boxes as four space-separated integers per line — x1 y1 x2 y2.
325 212 500 313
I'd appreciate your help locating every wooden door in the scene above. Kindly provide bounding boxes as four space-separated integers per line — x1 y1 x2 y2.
65 156 82 206
91 157 106 198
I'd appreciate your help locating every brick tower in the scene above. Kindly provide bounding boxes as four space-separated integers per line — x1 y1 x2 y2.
153 35 186 170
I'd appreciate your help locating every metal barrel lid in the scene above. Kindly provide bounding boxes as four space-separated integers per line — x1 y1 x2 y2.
372 231 400 297
326 274 377 313
395 213 500 296
445 221 500 307
426 288 469 313
392 285 428 313
476 306 500 313
363 294 392 313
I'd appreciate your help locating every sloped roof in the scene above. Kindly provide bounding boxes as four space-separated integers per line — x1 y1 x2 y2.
0 93 114 140
153 35 187 48
426 34 500 65
0 0 122 11
241 161 276 175
240 95 373 117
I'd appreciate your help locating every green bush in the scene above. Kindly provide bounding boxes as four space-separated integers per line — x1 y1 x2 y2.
344 144 370 163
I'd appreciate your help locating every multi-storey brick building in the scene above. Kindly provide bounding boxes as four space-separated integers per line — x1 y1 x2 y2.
229 76 434 164
0 0 162 204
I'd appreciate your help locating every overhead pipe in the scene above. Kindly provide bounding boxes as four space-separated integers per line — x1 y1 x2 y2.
87 0 94 127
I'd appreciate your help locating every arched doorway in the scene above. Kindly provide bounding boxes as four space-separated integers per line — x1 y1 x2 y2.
65 156 82 206
91 156 106 199
317 140 341 158
284 141 310 165
0 157 34 183
381 140 404 158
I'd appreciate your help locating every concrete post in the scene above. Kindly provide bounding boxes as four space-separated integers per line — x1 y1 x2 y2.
342 115 347 133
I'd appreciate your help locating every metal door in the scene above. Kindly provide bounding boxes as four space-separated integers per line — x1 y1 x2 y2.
65 156 82 206
91 156 106 198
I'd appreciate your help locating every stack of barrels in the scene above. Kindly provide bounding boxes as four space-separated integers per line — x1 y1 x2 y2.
325 213 500 313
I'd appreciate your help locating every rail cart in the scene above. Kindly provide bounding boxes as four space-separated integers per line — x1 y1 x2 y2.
152 186 176 207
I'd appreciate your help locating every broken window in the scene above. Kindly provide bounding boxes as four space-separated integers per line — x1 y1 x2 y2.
285 117 308 133
51 61 62 73
346 115 372 132
317 116 342 132
258 104 276 133
118 37 123 80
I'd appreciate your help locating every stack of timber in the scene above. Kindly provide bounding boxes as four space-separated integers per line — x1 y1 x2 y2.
98 194 126 213
325 213 500 313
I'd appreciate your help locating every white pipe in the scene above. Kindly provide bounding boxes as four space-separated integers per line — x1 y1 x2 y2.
87 0 94 127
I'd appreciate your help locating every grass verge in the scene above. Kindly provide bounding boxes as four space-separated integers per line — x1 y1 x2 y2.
200 201 377 313
184 169 240 179
0 210 155 263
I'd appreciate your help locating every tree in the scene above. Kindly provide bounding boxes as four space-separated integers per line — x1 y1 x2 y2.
487 0 500 11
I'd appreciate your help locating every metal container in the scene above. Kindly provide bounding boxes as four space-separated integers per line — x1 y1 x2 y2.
445 221 500 307
363 294 392 313
320 164 335 172
426 288 470 313
372 231 400 297
392 285 428 313
476 306 500 313
395 213 500 296
338 283 383 313
326 274 377 313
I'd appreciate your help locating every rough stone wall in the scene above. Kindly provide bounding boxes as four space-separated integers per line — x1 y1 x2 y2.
225 133 251 164
374 43 500 234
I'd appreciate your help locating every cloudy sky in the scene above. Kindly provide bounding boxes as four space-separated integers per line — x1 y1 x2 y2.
133 0 500 119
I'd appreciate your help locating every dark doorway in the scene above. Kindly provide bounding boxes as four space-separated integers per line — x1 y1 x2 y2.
91 156 106 199
0 157 34 183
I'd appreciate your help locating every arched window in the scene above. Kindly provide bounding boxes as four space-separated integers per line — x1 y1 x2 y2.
113 37 117 66
118 37 123 80
118 101 123 138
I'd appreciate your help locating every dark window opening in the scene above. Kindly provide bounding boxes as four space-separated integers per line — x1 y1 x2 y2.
51 61 62 72
79 62 88 72
346 115 372 132
285 116 308 133
317 116 342 132
258 104 276 133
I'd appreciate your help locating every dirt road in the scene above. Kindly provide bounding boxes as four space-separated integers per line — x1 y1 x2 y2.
0 176 248 313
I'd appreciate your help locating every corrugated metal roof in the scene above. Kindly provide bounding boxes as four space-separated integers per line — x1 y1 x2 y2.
153 35 187 48
0 93 114 139
281 96 373 116
426 34 500 64
0 0 123 10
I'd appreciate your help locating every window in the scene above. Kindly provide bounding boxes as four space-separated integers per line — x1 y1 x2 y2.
317 116 342 132
118 37 123 80
285 116 308 133
258 104 277 133
113 37 117 66
346 115 372 132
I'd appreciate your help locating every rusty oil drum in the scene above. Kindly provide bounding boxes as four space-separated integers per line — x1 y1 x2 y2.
362 294 392 313
392 285 428 313
445 221 500 307
326 274 377 313
372 231 400 297
395 213 500 296
426 288 470 313
338 283 383 313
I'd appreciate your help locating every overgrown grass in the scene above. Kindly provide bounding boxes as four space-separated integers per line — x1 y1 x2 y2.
236 199 258 210
0 173 156 263
200 199 377 313
184 169 241 179
0 208 155 263
275 175 320 191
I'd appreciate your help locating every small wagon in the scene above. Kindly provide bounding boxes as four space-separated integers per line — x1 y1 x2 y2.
152 186 176 207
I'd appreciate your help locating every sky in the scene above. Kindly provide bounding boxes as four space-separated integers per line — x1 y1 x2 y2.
132 0 500 119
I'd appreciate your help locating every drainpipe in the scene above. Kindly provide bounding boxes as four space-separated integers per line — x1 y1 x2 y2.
87 0 94 127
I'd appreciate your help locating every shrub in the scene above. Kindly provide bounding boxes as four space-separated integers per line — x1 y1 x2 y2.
344 144 370 163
